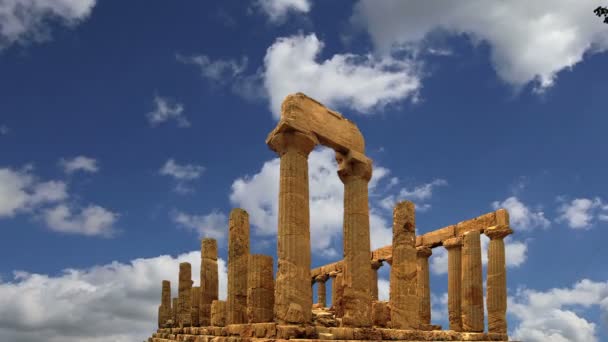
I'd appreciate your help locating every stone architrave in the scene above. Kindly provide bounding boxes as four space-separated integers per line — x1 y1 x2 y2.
416 246 432 327
336 151 373 327
443 237 463 331
314 274 329 307
389 201 418 329
461 230 484 332
247 254 275 323
191 286 201 326
178 262 193 327
227 208 250 325
485 225 513 333
158 280 171 328
267 130 317 324
200 238 218 326
370 260 382 300
211 300 227 327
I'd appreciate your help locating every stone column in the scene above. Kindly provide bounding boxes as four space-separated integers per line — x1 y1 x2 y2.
389 201 418 329
370 260 382 300
227 208 250 325
334 271 345 318
337 151 373 327
211 300 227 327
191 286 201 326
443 237 463 331
461 230 484 332
200 238 218 326
328 271 338 309
416 246 432 327
172 298 178 322
315 274 329 307
178 262 193 327
247 254 275 323
158 280 171 328
267 130 317 324
485 225 513 334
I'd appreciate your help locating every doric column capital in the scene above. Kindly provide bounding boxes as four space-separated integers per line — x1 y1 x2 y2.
314 274 329 283
371 259 383 270
484 225 513 240
416 246 432 258
336 151 372 183
267 130 318 157
442 237 463 250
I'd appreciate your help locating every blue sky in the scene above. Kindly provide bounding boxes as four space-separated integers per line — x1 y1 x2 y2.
1 1 607 341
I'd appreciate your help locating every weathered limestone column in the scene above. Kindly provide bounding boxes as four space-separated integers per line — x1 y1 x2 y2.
191 286 201 326
461 230 484 332
267 130 317 324
315 274 329 307
227 208 250 325
247 254 275 323
389 201 418 329
328 271 338 309
443 237 463 331
485 225 513 333
178 262 193 327
416 246 432 327
334 271 345 318
172 298 178 322
370 260 383 300
337 151 373 327
158 280 171 328
211 300 227 327
200 238 218 326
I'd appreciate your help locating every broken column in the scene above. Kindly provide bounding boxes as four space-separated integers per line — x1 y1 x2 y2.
370 260 382 300
247 254 275 323
200 238 218 326
443 237 463 331
389 201 418 329
267 130 317 324
485 225 512 334
227 208 250 325
211 300 227 327
191 286 201 326
178 262 193 327
461 230 484 332
337 151 373 327
158 280 171 328
314 274 329 307
416 246 432 327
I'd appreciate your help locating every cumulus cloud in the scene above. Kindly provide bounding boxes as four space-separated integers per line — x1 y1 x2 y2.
557 197 607 229
492 196 550 231
0 251 228 342
255 0 311 23
263 33 421 118
352 0 608 92
176 54 248 82
59 156 99 174
0 167 68 217
172 210 228 241
0 0 96 50
146 95 190 128
43 204 118 237
510 279 608 342
380 178 447 212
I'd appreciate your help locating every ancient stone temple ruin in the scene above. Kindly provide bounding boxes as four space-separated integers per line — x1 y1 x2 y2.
148 93 514 342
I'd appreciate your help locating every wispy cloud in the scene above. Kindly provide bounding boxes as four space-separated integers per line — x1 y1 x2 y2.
59 156 99 174
159 159 205 194
146 95 189 128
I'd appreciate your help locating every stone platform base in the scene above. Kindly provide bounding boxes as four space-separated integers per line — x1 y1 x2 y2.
148 324 511 341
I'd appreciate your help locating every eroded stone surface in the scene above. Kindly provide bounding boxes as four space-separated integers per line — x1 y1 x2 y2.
200 238 219 327
247 254 274 323
177 262 192 327
227 209 250 325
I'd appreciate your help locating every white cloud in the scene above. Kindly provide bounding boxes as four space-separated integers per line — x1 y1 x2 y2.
255 0 311 23
263 33 421 118
378 277 389 301
43 204 118 237
0 0 96 50
380 178 447 212
0 168 67 217
510 279 608 342
159 159 205 194
557 197 606 229
176 54 248 82
172 210 228 241
0 125 9 135
492 196 550 231
0 251 228 342
146 95 189 128
59 156 99 174
353 0 608 92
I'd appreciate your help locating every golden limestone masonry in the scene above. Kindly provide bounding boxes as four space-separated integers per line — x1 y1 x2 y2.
149 93 516 342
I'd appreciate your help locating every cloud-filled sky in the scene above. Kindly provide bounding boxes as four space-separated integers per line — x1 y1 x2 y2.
1 0 607 341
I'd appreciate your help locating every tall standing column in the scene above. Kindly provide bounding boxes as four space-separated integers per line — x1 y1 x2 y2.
461 230 484 332
389 201 418 329
267 130 317 324
200 238 218 326
315 275 329 307
227 208 250 325
328 271 338 309
178 262 193 327
337 152 373 327
158 280 171 328
416 246 432 327
370 260 383 300
485 225 512 333
443 237 463 331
